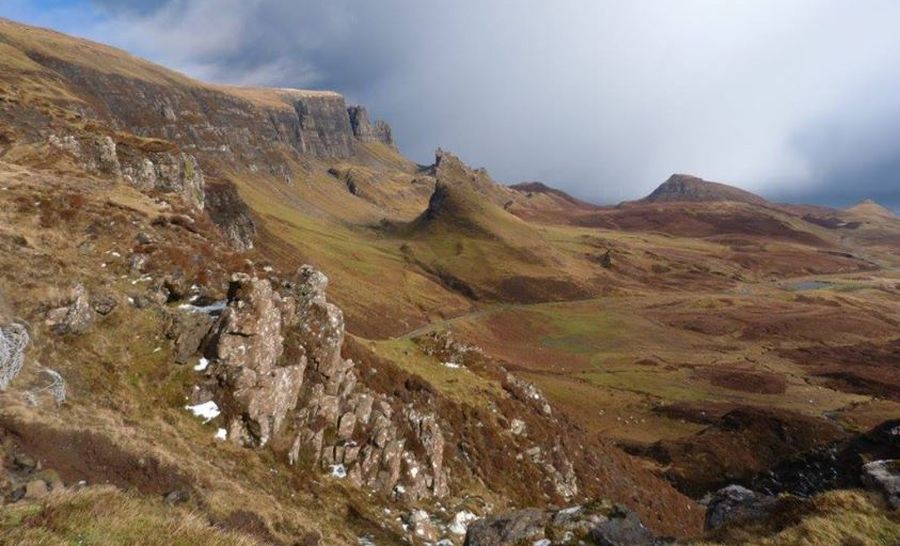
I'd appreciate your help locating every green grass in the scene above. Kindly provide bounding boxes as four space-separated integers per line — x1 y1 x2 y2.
369 337 505 408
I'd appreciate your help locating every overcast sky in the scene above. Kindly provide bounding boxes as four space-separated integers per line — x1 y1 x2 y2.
3 0 900 208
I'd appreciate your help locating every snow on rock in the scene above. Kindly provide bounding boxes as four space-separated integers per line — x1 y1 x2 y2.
533 540 551 546
330 464 347 478
178 300 227 315
442 362 461 369
449 510 478 535
214 428 227 440
185 401 220 423
194 357 210 372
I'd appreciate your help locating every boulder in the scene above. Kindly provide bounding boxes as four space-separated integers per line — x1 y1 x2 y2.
48 284 93 335
464 508 548 546
465 501 657 546
89 292 118 316
861 460 899 509
168 311 215 365
704 485 778 531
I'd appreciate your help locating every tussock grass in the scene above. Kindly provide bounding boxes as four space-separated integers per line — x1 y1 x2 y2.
696 490 900 546
0 486 259 546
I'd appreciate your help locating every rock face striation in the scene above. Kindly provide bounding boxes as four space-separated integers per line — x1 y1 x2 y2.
199 266 449 499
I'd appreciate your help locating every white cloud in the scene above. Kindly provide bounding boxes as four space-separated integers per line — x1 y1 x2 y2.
9 0 900 206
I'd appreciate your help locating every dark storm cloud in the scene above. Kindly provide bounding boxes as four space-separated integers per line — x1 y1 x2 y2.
14 1 900 207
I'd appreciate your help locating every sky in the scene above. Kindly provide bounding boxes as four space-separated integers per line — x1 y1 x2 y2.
3 1 900 208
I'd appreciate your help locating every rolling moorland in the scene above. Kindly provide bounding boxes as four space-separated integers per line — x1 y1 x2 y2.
0 17 897 546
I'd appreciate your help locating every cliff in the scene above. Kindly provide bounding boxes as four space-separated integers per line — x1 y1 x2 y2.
348 105 395 147
0 19 393 167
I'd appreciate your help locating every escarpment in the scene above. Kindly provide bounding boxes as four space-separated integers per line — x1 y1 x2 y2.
12 51 390 164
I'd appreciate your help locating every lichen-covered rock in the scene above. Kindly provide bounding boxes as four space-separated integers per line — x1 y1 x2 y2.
292 265 345 380
208 275 305 447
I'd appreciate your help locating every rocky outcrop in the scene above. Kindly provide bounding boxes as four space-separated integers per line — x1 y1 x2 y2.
862 460 899 510
201 266 449 499
703 485 778 531
206 275 305 447
48 133 205 210
0 322 29 390
464 501 661 546
120 151 205 210
348 105 394 147
45 284 93 336
204 180 257 250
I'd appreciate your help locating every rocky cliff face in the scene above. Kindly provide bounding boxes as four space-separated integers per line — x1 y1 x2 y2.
17 53 389 165
348 105 395 147
47 133 205 210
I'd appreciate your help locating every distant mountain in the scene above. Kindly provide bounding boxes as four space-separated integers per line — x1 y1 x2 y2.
844 199 897 219
509 181 595 208
640 174 769 206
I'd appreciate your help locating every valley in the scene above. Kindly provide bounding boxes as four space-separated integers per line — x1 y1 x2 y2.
0 17 897 546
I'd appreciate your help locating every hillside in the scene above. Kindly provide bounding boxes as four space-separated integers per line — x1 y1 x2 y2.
0 18 898 546
639 174 770 206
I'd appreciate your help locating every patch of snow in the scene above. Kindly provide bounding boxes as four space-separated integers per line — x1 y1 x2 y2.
442 362 461 369
185 401 220 423
449 510 478 535
558 505 582 516
178 300 227 315
152 347 161 353
100 263 107 268
357 536 375 546
194 357 210 372
330 464 347 478
214 428 227 440
533 540 551 546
